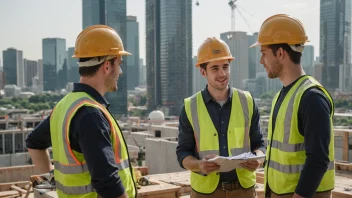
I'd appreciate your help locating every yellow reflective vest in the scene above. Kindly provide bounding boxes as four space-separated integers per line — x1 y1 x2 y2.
50 92 137 198
184 88 256 194
265 76 335 195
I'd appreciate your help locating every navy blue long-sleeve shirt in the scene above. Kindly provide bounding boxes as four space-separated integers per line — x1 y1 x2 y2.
25 83 126 198
269 75 332 197
176 86 266 183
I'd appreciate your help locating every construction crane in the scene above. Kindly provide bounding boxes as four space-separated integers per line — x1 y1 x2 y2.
195 0 254 34
228 0 237 31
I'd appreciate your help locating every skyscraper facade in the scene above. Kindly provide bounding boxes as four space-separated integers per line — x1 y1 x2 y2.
126 16 140 90
2 48 24 88
146 0 193 115
320 0 351 91
42 38 67 91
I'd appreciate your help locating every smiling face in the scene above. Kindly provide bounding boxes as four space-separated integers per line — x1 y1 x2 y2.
260 45 283 79
200 59 230 91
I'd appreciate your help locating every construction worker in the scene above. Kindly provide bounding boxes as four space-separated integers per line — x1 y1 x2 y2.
250 14 335 198
25 25 137 198
176 37 266 198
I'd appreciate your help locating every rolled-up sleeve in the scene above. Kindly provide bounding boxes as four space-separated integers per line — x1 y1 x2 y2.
176 105 197 169
249 99 266 154
25 116 52 149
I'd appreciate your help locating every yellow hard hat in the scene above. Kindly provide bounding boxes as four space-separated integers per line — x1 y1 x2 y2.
250 14 309 48
196 37 234 67
72 25 131 58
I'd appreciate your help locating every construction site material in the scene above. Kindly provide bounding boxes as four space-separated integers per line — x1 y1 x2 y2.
0 190 19 198
1 165 352 197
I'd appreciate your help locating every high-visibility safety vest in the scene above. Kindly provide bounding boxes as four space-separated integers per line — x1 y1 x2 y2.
265 76 335 194
50 92 137 198
184 88 256 194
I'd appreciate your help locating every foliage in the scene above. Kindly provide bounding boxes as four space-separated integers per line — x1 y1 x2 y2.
0 94 65 113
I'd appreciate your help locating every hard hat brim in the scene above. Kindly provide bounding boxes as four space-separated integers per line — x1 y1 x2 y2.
119 50 132 56
249 42 261 48
72 50 132 58
196 56 235 67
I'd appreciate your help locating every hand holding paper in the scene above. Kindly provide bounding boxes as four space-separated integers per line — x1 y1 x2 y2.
207 152 265 173
197 154 220 175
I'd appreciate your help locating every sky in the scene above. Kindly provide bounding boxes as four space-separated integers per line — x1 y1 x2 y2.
0 0 320 65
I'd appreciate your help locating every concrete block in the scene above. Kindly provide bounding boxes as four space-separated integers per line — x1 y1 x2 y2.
145 138 167 174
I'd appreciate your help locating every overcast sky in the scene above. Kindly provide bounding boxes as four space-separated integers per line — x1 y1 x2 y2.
0 0 320 65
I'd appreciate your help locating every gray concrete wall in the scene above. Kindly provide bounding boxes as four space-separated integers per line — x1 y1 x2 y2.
0 164 41 183
123 131 153 148
0 153 31 167
145 138 184 174
334 136 352 162
150 125 179 138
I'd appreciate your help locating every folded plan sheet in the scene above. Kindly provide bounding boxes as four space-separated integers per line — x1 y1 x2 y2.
207 152 266 172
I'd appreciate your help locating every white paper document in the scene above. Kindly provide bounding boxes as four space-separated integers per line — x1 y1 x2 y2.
207 152 266 173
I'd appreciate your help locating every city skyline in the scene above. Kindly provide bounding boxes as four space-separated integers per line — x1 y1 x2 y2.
0 0 324 63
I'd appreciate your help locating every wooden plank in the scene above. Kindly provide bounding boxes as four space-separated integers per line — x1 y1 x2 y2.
343 131 350 162
0 190 20 198
137 180 181 197
334 129 352 133
138 191 179 198
0 181 29 191
335 162 352 172
10 185 27 194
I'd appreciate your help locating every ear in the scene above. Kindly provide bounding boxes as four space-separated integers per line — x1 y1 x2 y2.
200 68 206 77
277 48 285 60
102 61 110 74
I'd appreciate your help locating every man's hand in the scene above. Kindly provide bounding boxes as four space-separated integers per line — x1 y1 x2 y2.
240 160 261 171
240 150 264 172
197 154 220 175
292 193 305 198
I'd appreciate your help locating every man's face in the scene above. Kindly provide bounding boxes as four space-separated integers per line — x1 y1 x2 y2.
260 45 283 79
200 59 230 91
104 55 123 92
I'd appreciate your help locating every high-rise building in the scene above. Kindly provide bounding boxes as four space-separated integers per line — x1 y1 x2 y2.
192 56 207 94
42 38 67 91
0 67 5 90
67 47 79 83
139 58 146 86
302 45 314 75
82 0 106 29
248 33 261 79
82 0 128 116
146 0 193 116
37 59 43 86
126 16 140 90
220 31 249 89
146 0 161 112
320 0 351 92
2 48 24 88
314 63 324 83
23 59 38 87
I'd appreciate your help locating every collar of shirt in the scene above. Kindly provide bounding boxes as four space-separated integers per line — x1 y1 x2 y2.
281 75 307 93
202 85 233 104
72 83 110 108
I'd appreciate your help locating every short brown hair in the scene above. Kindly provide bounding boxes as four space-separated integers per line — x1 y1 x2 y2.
78 57 116 77
267 43 302 64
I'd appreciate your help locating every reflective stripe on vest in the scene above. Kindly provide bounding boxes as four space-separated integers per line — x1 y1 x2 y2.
56 181 95 195
54 159 130 175
189 89 250 159
186 88 256 194
51 93 136 197
265 76 335 194
268 160 334 174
